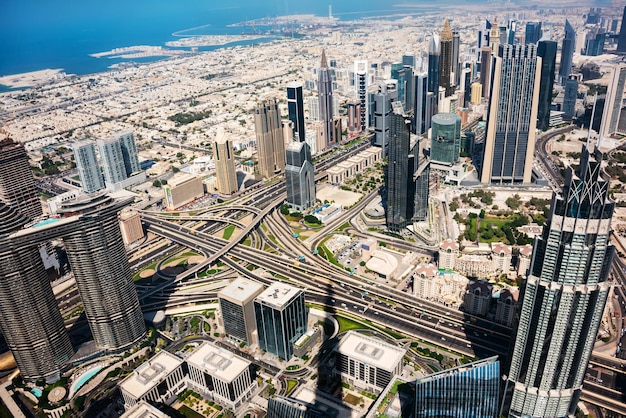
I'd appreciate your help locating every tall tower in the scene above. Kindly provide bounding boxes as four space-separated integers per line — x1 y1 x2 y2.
618 6 626 53
428 33 441 96
599 64 626 140
452 30 461 87
0 137 42 219
354 60 369 130
0 203 74 382
285 141 315 211
562 75 578 120
439 19 454 97
254 99 285 178
386 103 412 232
286 83 305 142
431 113 461 164
413 73 429 135
525 22 542 45
218 278 264 344
115 131 140 176
97 137 128 186
73 140 105 193
536 40 557 131
373 80 398 156
504 145 614 418
480 47 492 100
214 130 238 195
481 44 541 184
318 50 334 147
559 20 575 83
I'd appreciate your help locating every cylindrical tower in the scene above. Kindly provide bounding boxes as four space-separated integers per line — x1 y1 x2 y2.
431 113 461 164
0 203 73 382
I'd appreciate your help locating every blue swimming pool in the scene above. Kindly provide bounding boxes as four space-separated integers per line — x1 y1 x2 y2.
71 366 102 394
30 388 42 397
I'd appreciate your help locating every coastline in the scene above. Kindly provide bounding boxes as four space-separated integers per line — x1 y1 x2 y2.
0 69 67 89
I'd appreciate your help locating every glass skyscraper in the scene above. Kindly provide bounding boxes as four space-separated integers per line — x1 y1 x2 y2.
415 356 499 418
559 20 575 82
73 140 105 193
285 141 315 211
537 40 557 131
428 33 440 95
430 113 461 164
286 83 305 142
525 21 542 45
439 19 454 97
562 75 578 120
386 104 412 232
318 50 334 147
504 145 614 417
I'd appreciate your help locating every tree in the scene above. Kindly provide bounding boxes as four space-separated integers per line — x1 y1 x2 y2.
280 204 291 215
153 180 162 187
172 166 180 173
304 214 321 224
449 200 459 212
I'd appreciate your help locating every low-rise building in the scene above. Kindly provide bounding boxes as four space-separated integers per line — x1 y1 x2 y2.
120 400 170 418
495 287 519 327
517 245 533 277
463 280 493 317
438 239 459 270
162 174 204 210
491 242 512 273
119 210 144 245
455 253 493 278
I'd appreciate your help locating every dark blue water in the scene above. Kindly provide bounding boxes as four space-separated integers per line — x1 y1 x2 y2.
0 0 427 82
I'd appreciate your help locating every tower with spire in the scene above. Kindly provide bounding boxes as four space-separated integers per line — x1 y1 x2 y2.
318 50 334 148
439 19 454 97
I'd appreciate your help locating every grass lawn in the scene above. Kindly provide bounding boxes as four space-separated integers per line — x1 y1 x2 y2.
223 225 236 240
285 379 298 395
336 315 368 333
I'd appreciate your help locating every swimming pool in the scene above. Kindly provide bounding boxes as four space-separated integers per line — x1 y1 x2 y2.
70 366 102 395
30 388 42 397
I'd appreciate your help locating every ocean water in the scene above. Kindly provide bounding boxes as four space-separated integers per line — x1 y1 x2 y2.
0 0 431 81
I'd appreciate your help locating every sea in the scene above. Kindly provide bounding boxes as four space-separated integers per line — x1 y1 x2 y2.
0 0 450 91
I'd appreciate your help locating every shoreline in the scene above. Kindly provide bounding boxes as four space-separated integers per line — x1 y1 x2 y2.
0 68 67 89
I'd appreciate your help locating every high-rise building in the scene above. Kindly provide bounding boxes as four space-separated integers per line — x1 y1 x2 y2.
286 83 305 142
318 50 334 147
0 137 42 219
415 356 499 418
386 103 412 231
477 19 492 66
213 130 238 195
267 396 337 418
481 44 541 184
585 32 606 56
218 278 264 344
0 202 74 382
354 60 369 129
504 145 614 418
428 33 441 95
431 113 461 164
439 19 454 97
559 20 576 83
525 21 542 44
413 73 429 135
97 137 128 186
471 82 483 105
254 282 307 360
537 40 558 131
347 101 362 133
563 75 578 120
373 80 398 156
599 64 626 140
452 30 461 87
285 141 315 211
479 47 492 100
402 54 416 68
254 98 285 178
115 131 141 177
73 140 105 193
617 6 626 53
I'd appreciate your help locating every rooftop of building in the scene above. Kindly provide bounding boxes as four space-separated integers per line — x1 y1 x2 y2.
415 263 438 277
118 350 183 399
120 400 170 418
167 173 201 187
440 239 459 251
218 277 264 304
519 244 533 257
186 342 250 383
255 282 303 309
415 356 499 384
491 242 512 256
336 331 405 372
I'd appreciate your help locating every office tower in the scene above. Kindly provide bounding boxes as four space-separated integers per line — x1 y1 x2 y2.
218 278 264 344
308 97 319 121
525 21 542 44
415 356 499 418
402 54 416 68
57 194 145 352
477 19 492 66
504 145 614 418
481 44 541 184
413 143 430 222
267 396 337 418
285 141 315 211
563 75 578 120
354 60 369 130
73 140 105 193
393 66 414 113
0 137 42 219
254 98 286 178
559 20 575 83
413 73 429 134
97 137 127 185
471 82 483 105
439 20 454 96
599 64 626 140
461 67 472 107
585 32 606 56
431 113 461 164
333 117 343 144
490 20 502 53
213 130 238 195
347 101 361 133
386 103 412 231
537 40 557 131
428 33 441 95
0 202 74 382
373 80 398 156
480 47 492 100
318 50 334 147
507 20 517 45
115 131 140 176
286 83 305 142
254 282 307 360
452 31 460 87
617 6 626 53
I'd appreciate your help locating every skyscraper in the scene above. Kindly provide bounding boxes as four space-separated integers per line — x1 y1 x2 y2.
452 30 461 87
0 202 73 382
115 131 140 176
254 98 286 178
525 21 542 44
254 282 307 360
373 80 398 157
267 396 337 418
318 50 334 147
563 75 578 120
428 33 441 95
439 19 454 97
285 141 315 211
214 130 238 195
354 60 369 130
481 44 541 184
431 113 461 164
504 145 614 418
616 6 626 53
415 356 499 418
286 83 305 142
480 47 492 100
97 137 128 186
0 137 42 219
559 20 575 82
537 40 557 131
218 278 264 344
413 73 429 135
73 140 105 193
599 64 626 140
386 103 412 231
